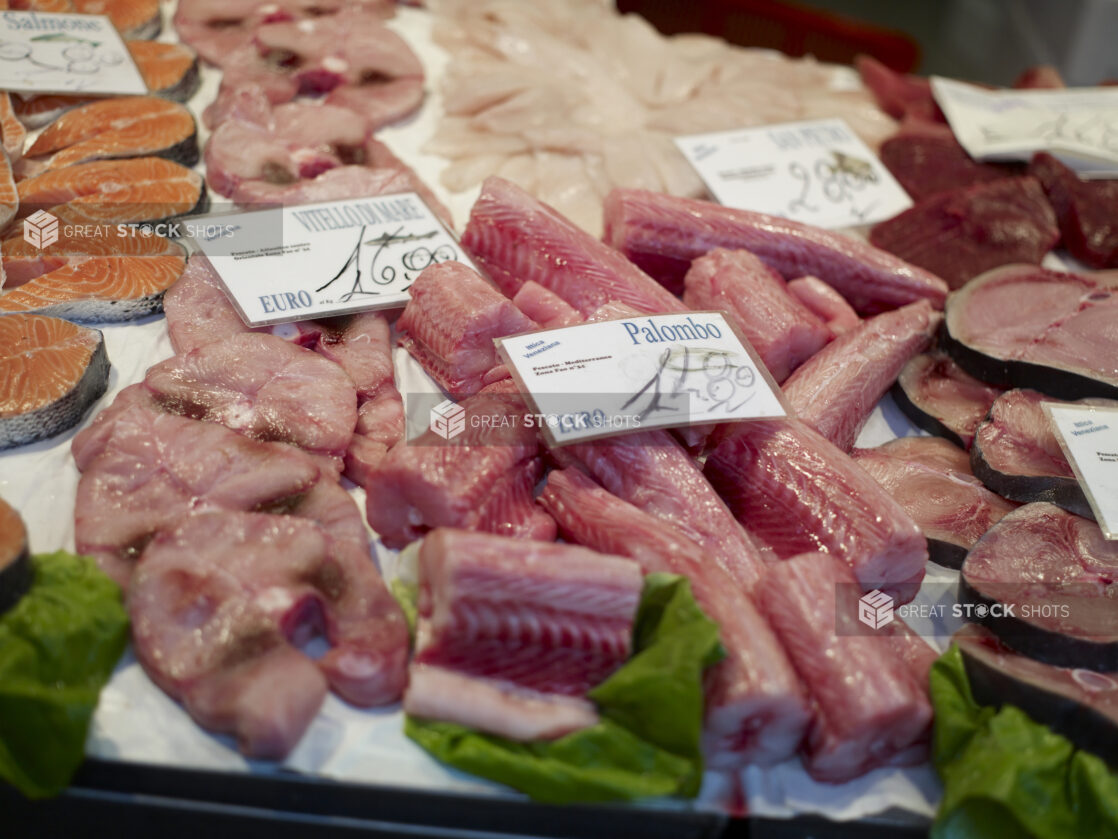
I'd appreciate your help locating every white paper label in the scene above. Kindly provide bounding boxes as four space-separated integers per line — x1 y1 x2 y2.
0 12 147 95
932 77 1118 177
674 118 913 226
190 193 474 326
496 312 787 446
1044 403 1118 539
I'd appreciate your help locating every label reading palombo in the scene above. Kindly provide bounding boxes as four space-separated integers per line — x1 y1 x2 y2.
1044 403 1118 540
191 193 475 326
496 312 788 446
1 12 147 95
674 118 912 228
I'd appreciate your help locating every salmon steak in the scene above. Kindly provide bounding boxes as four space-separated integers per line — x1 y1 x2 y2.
21 97 198 175
0 497 32 614
17 157 206 225
72 0 161 39
0 92 26 162
0 312 109 449
0 149 15 233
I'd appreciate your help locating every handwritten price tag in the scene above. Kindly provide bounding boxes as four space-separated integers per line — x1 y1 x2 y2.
1044 403 1118 539
932 77 1118 177
674 118 912 228
496 312 788 446
189 193 474 326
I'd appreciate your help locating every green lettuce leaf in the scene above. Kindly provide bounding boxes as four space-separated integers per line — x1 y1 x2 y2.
406 572 723 803
930 645 1118 839
0 551 130 799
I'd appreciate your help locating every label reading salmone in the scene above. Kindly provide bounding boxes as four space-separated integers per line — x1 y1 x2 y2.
496 312 788 446
932 77 1118 178
190 193 475 326
0 12 147 95
674 118 913 227
1044 403 1118 539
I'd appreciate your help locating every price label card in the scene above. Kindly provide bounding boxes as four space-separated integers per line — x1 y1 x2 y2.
932 77 1118 177
1044 403 1118 539
189 193 475 326
496 312 788 447
674 118 913 227
0 12 147 95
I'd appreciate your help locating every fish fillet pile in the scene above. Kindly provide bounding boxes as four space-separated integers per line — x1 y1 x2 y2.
426 0 897 234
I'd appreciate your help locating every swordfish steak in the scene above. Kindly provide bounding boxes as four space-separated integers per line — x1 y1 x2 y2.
404 528 642 741
891 351 1004 450
540 468 812 768
602 188 949 314
130 510 407 759
705 418 927 603
943 264 1118 400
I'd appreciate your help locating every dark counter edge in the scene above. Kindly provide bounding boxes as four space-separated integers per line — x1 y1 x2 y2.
2 758 931 838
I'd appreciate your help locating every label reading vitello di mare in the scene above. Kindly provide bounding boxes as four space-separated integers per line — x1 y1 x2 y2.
190 193 475 326
1044 403 1118 539
496 312 788 446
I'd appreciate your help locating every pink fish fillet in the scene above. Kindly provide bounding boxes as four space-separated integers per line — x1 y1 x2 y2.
782 300 938 452
511 281 584 329
130 510 407 758
397 261 537 396
461 176 687 317
362 389 555 548
786 276 861 337
404 528 641 741
539 469 811 767
562 429 768 593
704 418 927 603
682 248 831 383
602 188 948 314
758 551 933 783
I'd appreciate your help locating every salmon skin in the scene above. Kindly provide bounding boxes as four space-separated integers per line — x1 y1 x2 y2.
0 313 110 448
17 156 207 225
14 42 201 129
602 188 949 315
0 498 33 614
21 97 198 175
72 0 161 39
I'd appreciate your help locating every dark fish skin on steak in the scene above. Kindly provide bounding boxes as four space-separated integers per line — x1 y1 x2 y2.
1030 152 1118 269
879 133 1023 202
943 264 1118 400
891 350 1004 450
0 498 32 615
959 502 1118 672
868 177 1060 290
853 437 1018 570
956 623 1118 768
970 388 1117 518
602 188 949 315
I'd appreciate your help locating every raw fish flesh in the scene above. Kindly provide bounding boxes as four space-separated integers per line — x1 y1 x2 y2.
1030 152 1118 269
397 261 537 396
758 551 933 783
960 503 1118 671
786 276 860 337
404 528 641 741
462 176 687 317
72 0 161 39
868 177 1060 290
879 133 1021 202
0 314 108 449
540 468 812 768
682 249 830 383
853 437 1018 568
511 282 583 329
943 264 1118 399
603 189 948 314
891 351 1004 449
782 300 937 452
705 418 927 603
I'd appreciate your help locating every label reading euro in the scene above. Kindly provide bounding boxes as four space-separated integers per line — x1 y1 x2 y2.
190 193 475 326
1 12 147 95
1044 403 1118 539
674 118 913 227
496 312 788 446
